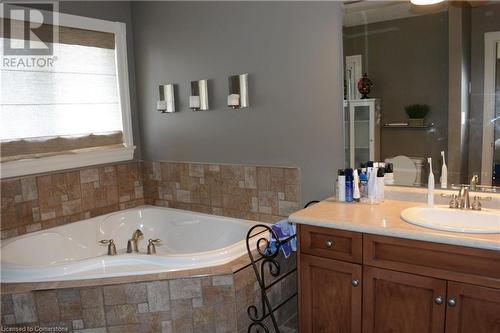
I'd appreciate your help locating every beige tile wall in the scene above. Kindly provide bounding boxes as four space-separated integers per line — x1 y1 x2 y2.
142 161 300 224
0 263 297 333
1 161 300 239
1 162 145 239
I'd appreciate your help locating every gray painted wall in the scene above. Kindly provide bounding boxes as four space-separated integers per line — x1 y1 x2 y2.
343 12 449 176
131 1 344 205
468 4 500 179
59 1 142 158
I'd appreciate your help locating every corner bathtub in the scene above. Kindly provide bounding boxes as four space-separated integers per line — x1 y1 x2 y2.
1 206 260 283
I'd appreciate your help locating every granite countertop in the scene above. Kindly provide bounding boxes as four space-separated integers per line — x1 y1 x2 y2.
289 198 500 251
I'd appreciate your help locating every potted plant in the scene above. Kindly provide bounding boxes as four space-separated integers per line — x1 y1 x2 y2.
405 104 430 126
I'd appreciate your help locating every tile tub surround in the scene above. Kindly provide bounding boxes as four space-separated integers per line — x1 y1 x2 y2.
142 161 300 224
1 162 145 240
1 161 301 239
0 256 298 333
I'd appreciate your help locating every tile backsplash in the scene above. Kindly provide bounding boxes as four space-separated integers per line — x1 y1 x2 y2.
1 161 300 239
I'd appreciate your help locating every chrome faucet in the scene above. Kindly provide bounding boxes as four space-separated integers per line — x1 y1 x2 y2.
470 174 479 191
458 185 471 209
130 229 144 252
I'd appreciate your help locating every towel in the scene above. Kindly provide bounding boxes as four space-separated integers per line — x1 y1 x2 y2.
267 219 297 258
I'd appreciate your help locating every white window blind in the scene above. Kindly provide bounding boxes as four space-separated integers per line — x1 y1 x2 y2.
0 18 126 162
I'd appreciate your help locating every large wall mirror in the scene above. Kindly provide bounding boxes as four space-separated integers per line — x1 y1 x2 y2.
341 0 500 192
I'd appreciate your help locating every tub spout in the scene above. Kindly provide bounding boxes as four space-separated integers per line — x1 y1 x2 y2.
131 229 144 252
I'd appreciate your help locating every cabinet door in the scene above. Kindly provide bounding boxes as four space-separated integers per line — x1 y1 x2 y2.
299 253 362 333
445 281 500 333
363 266 446 333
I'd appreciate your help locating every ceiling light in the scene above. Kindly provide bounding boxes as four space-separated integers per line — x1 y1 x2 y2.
410 0 445 5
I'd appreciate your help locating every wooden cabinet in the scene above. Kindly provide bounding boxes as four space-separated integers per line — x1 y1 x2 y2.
445 282 500 333
362 266 446 333
298 225 500 333
299 253 362 333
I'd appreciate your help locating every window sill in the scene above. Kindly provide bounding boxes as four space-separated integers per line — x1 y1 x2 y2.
0 146 135 179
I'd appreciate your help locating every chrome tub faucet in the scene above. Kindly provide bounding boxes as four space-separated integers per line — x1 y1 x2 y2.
128 229 144 253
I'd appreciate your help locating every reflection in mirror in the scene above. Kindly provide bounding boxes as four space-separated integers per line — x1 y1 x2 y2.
486 40 500 186
341 1 500 192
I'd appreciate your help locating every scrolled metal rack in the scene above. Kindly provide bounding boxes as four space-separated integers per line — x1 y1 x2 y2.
245 223 297 333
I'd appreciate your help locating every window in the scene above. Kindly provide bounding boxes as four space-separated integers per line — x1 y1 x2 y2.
0 7 134 178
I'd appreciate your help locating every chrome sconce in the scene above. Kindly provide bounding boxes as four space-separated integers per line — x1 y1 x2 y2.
189 79 209 111
227 73 249 109
157 84 176 113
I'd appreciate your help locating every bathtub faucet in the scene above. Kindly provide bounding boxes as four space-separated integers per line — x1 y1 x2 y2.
129 229 144 253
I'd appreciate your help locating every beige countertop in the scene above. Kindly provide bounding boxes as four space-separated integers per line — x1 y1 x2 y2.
289 198 500 251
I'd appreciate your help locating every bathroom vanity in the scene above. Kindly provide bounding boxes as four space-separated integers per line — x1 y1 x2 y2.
290 199 500 333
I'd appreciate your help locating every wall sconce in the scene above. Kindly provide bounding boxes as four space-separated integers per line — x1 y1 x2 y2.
189 79 209 111
157 84 176 113
227 73 249 109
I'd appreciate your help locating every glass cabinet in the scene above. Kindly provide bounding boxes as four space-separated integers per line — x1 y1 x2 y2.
344 99 381 168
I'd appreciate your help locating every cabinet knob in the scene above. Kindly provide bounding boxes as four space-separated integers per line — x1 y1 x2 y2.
352 279 360 287
434 296 443 305
325 240 334 248
447 298 457 307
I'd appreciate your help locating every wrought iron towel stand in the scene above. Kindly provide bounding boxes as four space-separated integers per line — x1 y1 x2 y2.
244 201 318 332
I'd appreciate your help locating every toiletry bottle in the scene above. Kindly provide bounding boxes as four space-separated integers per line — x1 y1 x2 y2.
353 169 361 202
384 163 394 185
376 167 385 202
440 151 447 189
337 169 346 202
368 166 378 204
345 169 354 202
428 157 435 208
359 171 369 202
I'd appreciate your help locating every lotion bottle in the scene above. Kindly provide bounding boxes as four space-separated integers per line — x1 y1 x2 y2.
427 157 435 208
337 169 346 202
440 151 448 189
353 169 361 202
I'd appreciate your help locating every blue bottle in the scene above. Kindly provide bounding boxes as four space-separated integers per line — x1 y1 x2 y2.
345 168 354 202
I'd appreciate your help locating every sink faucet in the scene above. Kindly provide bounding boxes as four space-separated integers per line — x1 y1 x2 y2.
458 185 470 209
130 229 144 252
470 174 479 191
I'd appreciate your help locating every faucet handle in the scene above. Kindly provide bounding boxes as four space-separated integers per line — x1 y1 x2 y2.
472 195 492 211
99 239 117 256
441 193 459 208
147 239 161 255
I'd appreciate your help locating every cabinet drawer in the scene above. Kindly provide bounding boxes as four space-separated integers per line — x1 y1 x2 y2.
364 234 500 289
299 225 362 263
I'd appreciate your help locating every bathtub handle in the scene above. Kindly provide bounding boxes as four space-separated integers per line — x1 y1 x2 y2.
99 239 117 256
147 239 161 255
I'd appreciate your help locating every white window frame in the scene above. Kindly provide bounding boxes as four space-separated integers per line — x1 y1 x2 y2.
0 9 135 178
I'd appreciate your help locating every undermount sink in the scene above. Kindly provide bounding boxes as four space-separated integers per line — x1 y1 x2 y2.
401 206 500 234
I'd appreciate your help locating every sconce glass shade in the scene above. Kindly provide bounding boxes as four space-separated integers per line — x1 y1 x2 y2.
189 80 209 111
410 0 445 5
158 84 175 113
189 96 201 109
228 73 249 109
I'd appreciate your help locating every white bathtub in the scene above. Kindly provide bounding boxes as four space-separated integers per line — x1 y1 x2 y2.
1 206 260 283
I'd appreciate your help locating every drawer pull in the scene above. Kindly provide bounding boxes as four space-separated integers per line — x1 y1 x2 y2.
434 296 444 305
325 240 334 248
448 298 457 307
351 279 360 287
